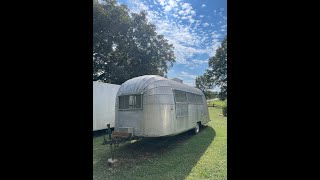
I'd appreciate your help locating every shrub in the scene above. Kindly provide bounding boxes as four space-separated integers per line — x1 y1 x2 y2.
222 100 227 117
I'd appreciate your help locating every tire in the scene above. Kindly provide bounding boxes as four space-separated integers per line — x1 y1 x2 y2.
194 122 200 134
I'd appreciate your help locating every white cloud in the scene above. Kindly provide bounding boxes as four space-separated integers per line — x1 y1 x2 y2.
176 2 193 16
180 71 197 79
201 4 206 8
168 0 178 7
157 0 166 6
211 31 221 39
192 59 208 65
184 81 195 87
200 36 208 43
125 0 225 64
172 43 208 64
168 69 175 73
163 0 178 13
183 59 208 68
185 8 192 15
164 5 172 12
181 3 191 9
207 39 222 57
189 18 195 23
190 10 196 16
127 0 149 13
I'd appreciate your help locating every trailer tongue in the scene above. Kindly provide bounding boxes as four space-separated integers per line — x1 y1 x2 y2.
102 124 140 165
102 125 134 145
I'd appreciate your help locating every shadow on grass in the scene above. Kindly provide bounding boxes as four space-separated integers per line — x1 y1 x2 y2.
123 126 215 153
94 126 216 179
93 128 114 138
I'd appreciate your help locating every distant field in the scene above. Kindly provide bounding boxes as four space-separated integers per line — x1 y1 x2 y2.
207 100 225 108
93 106 227 180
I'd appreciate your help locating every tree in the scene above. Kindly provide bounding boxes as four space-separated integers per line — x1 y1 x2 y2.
195 75 220 99
93 0 175 84
196 75 212 99
205 91 218 99
206 36 227 100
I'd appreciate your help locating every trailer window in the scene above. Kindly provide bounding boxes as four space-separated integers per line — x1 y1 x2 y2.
196 95 203 104
174 90 188 117
174 91 187 102
176 103 188 117
187 93 196 104
119 95 142 110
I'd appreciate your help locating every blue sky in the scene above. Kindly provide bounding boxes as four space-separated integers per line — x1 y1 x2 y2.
117 0 227 91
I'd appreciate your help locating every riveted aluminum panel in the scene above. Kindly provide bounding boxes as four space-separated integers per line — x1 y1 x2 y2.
117 75 202 97
142 104 175 137
117 110 143 136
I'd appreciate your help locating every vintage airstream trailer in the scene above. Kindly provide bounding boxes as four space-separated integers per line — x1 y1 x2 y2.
114 75 210 137
93 81 120 131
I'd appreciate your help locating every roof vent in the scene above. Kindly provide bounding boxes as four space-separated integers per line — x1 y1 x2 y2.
171 78 183 84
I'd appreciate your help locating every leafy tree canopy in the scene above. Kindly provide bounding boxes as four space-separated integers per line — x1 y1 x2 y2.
93 0 175 84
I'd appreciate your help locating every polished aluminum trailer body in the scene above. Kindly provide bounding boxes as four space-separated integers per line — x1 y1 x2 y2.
115 75 210 137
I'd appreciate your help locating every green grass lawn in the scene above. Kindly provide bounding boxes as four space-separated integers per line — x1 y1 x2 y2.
93 106 227 180
207 100 225 108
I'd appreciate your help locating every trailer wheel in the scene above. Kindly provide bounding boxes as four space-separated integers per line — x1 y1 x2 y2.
194 122 200 134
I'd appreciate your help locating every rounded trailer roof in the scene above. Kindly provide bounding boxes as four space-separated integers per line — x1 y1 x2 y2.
117 75 203 96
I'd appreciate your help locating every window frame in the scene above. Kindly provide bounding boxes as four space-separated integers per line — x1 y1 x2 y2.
174 90 188 103
118 94 143 111
186 92 196 104
195 94 204 104
173 89 205 118
173 90 189 118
